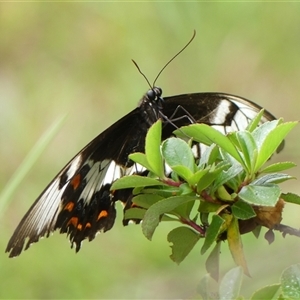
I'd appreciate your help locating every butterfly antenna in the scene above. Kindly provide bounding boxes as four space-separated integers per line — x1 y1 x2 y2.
132 30 196 89
132 59 152 90
152 30 196 87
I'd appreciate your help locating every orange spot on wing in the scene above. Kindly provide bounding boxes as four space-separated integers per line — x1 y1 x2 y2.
68 217 78 227
97 210 108 220
64 202 75 211
71 174 81 190
67 218 87 231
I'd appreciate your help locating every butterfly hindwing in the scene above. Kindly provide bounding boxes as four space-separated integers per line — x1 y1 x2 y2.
6 107 150 257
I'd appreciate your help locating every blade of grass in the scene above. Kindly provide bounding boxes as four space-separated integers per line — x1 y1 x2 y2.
0 114 67 214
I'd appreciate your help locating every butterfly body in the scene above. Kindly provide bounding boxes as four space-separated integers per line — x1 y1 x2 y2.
6 88 279 257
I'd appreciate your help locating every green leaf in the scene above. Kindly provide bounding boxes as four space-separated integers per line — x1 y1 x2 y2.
172 200 195 219
199 201 222 213
234 131 258 173
238 183 281 206
167 226 200 264
254 121 297 172
281 193 300 205
171 165 194 183
197 172 219 194
111 175 165 190
145 120 164 177
214 150 244 191
252 119 280 149
227 216 250 275
142 195 198 240
250 284 281 300
227 132 240 151
232 200 256 220
178 182 194 195
260 161 296 173
216 185 233 201
197 163 230 194
205 242 221 282
246 109 265 132
132 194 164 209
176 124 243 164
124 207 146 220
187 168 210 187
199 143 220 167
201 214 225 254
252 173 295 185
129 152 153 172
281 264 300 299
162 137 195 172
219 267 243 300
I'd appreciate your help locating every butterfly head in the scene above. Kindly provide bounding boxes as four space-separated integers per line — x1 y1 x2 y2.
146 86 164 107
146 87 162 99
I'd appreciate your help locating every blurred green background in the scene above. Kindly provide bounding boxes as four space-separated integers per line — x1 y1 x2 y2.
1 2 300 299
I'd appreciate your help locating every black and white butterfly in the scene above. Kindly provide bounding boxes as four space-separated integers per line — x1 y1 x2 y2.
6 87 280 257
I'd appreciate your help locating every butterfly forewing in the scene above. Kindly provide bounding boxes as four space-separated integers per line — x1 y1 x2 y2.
6 90 281 257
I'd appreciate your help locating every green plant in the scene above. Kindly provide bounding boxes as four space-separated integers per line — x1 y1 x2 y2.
112 112 300 295
197 264 300 300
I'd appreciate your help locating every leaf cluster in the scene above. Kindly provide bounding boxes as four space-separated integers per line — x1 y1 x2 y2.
111 112 299 279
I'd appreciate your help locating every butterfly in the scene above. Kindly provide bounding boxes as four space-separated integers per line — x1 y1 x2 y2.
6 87 281 257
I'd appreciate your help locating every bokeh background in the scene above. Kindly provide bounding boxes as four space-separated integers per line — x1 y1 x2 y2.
1 2 300 299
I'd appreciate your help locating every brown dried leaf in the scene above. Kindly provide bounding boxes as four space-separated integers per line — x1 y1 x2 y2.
254 198 285 229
